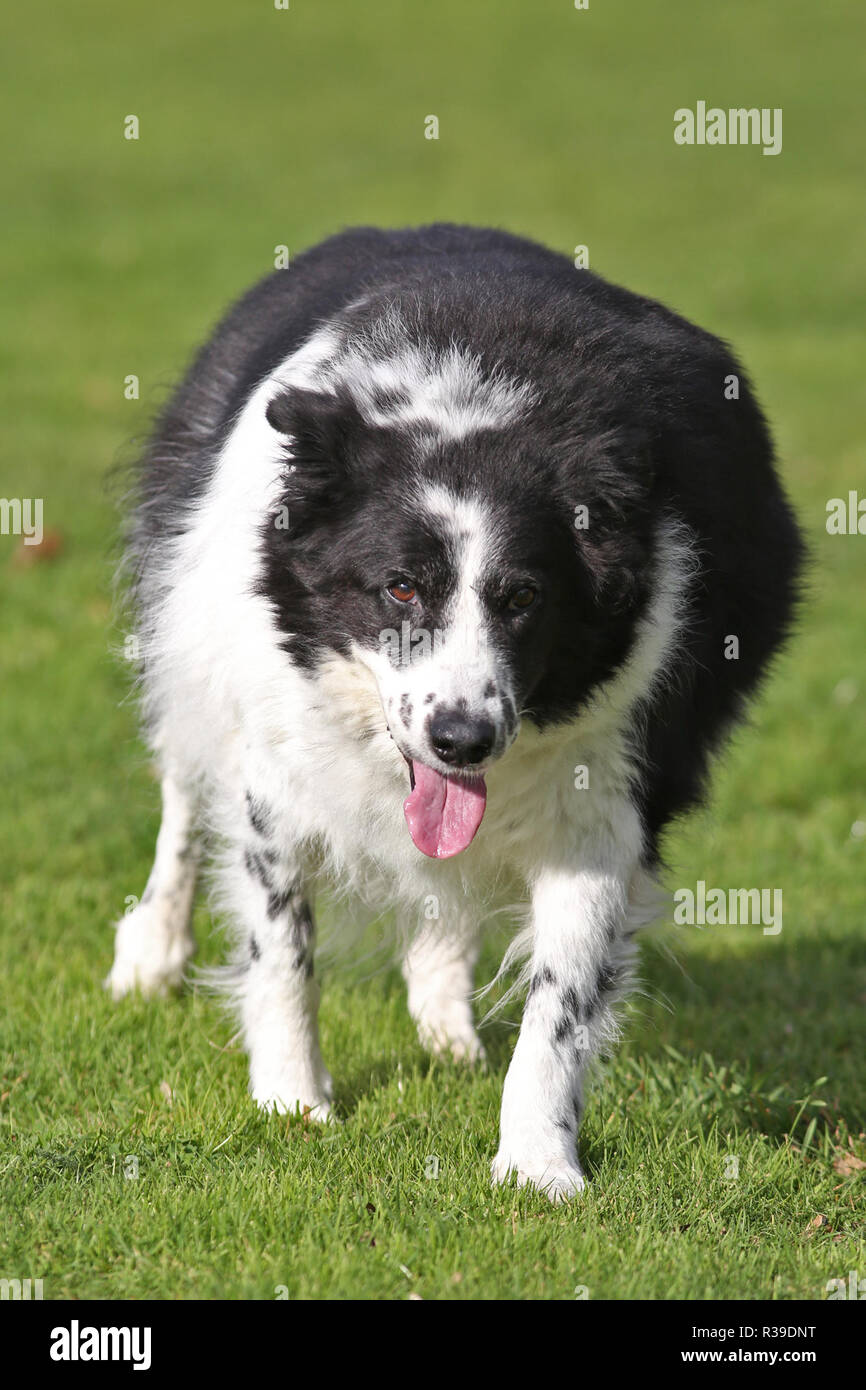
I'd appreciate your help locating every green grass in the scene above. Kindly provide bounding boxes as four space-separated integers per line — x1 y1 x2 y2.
1 0 864 1300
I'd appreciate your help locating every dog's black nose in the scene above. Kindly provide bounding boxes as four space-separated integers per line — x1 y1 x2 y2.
429 711 495 767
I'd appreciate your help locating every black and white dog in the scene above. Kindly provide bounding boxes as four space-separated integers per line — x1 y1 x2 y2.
108 224 802 1200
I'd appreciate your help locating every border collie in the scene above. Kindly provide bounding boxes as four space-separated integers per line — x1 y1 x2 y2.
108 224 802 1200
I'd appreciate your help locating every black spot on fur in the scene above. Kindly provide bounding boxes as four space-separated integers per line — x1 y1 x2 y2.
266 885 294 921
288 897 315 950
527 965 558 998
584 961 623 1020
255 875 317 956
597 961 620 995
553 1017 572 1046
243 852 313 935
245 790 272 837
552 961 627 1047
561 985 580 1017
552 1019 569 1045
484 680 497 698
552 986 583 1045
293 951 314 979
244 848 274 894
249 934 260 961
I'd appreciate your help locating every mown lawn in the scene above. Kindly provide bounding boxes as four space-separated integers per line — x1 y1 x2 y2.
1 0 864 1299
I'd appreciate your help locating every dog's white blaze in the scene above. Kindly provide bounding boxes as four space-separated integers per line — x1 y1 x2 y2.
355 482 519 768
413 483 499 692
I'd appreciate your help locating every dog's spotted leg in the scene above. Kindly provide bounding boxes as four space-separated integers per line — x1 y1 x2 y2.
106 772 199 998
402 917 485 1065
492 825 641 1203
231 834 332 1121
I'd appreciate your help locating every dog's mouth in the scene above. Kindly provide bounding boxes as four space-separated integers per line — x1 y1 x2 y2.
400 751 487 859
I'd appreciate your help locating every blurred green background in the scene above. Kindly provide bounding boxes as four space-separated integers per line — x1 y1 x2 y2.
1 0 864 1300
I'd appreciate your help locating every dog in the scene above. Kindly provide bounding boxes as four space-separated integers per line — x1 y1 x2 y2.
108 224 803 1200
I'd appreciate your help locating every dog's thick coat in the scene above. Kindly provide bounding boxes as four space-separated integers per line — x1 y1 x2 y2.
109 225 802 1199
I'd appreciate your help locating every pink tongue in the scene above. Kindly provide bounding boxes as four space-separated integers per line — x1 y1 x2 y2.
403 762 487 859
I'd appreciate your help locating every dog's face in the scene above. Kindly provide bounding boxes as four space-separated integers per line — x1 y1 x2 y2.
261 382 653 856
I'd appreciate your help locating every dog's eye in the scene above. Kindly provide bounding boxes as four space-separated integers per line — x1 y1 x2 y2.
387 580 417 603
508 586 537 611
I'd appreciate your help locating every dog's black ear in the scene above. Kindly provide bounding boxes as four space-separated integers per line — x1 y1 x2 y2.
266 385 364 467
556 424 657 612
265 385 368 534
567 425 655 522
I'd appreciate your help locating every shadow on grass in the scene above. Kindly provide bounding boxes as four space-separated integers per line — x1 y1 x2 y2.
637 934 863 1110
332 935 864 1160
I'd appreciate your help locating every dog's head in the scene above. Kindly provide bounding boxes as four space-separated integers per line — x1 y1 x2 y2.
261 360 654 857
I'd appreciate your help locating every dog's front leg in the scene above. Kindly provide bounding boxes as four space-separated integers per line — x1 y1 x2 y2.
402 915 485 1065
228 841 333 1122
492 843 639 1202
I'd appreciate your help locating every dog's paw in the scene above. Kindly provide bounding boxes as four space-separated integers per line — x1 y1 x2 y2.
252 1084 334 1124
491 1151 586 1204
419 1020 487 1067
412 998 487 1067
105 902 195 999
